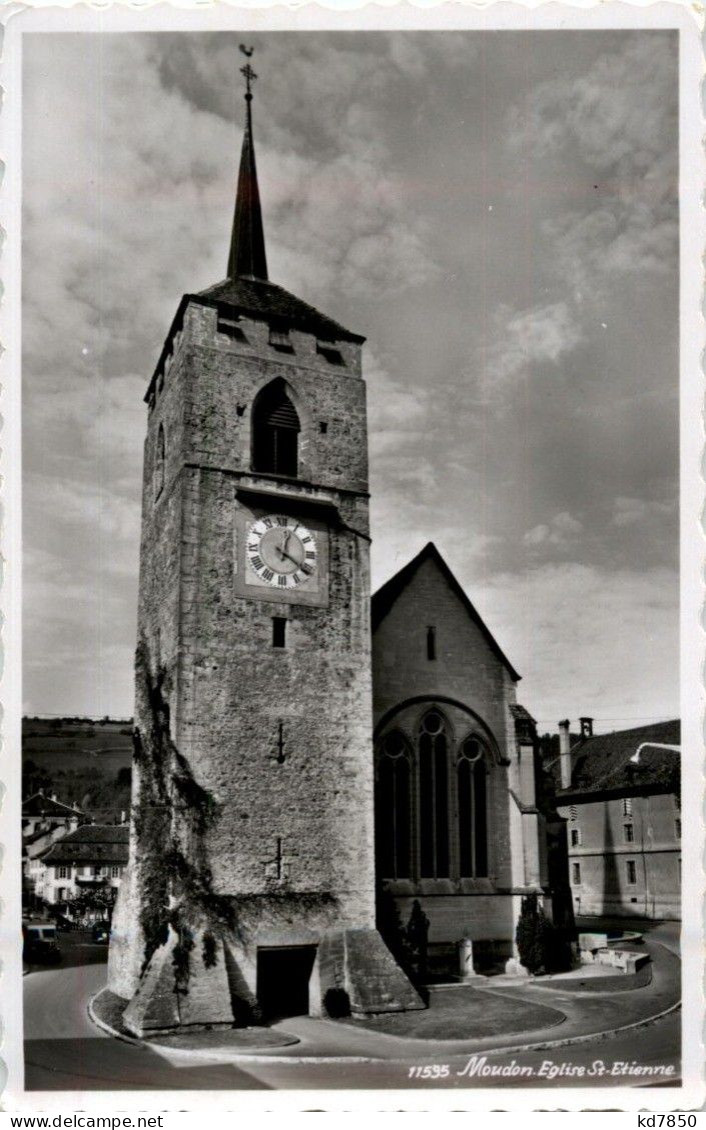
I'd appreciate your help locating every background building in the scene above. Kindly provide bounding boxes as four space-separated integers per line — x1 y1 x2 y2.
550 719 680 919
22 792 85 907
38 825 129 920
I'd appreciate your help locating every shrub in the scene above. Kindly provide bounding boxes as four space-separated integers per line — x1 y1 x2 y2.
515 894 571 975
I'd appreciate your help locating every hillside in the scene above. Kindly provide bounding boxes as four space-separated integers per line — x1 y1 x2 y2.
22 718 134 818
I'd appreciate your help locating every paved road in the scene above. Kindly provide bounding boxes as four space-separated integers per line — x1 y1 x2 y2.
24 965 267 1091
24 951 680 1093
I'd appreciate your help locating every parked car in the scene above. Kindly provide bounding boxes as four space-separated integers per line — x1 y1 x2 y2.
91 921 110 944
53 913 74 932
23 920 61 965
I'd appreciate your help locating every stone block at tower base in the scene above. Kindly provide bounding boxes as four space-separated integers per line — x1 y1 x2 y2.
337 927 426 1015
122 929 242 1037
120 925 424 1036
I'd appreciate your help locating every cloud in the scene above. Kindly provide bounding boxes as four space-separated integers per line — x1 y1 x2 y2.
367 353 430 459
611 495 676 527
474 561 679 724
507 33 677 292
34 479 141 548
481 301 582 402
21 32 679 724
524 511 584 550
23 545 137 716
143 33 443 301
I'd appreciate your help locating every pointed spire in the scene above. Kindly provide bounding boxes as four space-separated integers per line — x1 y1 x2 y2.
227 46 268 282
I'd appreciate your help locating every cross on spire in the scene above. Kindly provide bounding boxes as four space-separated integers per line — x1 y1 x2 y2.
228 45 268 281
239 44 257 103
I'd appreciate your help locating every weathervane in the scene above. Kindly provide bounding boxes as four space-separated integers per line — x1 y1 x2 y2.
239 44 257 103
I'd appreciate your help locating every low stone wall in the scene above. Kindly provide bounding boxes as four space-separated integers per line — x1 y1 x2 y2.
579 945 650 975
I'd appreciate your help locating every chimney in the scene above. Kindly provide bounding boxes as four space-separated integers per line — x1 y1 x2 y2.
558 720 572 789
580 716 594 740
120 810 126 825
51 792 58 802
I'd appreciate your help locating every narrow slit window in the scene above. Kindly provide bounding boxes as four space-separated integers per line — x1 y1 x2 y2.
572 862 581 885
272 617 287 649
626 859 637 884
427 626 436 661
624 823 634 843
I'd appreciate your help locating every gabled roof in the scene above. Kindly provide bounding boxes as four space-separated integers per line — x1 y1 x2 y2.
23 825 61 849
557 719 680 799
196 277 365 344
41 824 129 865
371 542 520 681
22 793 82 819
145 278 365 403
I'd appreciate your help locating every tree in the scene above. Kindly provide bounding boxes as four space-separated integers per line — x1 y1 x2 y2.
66 880 117 922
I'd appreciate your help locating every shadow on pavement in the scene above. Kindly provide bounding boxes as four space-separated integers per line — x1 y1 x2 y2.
24 1038 272 1091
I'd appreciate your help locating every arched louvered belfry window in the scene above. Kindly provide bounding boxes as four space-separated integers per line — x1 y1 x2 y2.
376 731 411 880
418 710 450 878
457 736 488 877
252 378 301 478
155 423 165 499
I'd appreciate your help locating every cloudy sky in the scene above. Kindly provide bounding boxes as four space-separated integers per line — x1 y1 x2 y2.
23 29 679 730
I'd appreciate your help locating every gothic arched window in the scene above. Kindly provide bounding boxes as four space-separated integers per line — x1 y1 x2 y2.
418 710 450 878
376 731 411 880
457 736 488 877
252 378 300 478
155 424 165 499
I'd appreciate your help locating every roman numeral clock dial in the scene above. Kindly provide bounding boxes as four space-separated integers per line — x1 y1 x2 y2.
247 515 318 590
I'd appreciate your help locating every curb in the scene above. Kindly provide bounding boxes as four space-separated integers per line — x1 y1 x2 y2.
87 992 303 1057
87 989 681 1068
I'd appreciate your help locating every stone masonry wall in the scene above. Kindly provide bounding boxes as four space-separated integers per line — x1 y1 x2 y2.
144 298 375 932
108 333 188 997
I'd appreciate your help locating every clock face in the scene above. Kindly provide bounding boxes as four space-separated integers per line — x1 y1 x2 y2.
246 514 318 590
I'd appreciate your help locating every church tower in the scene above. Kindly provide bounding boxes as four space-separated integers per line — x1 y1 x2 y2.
107 52 422 1033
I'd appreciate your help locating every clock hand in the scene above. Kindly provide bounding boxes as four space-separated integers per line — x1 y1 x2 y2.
274 529 292 562
274 531 288 561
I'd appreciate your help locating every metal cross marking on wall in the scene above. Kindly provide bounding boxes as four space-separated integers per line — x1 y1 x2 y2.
275 721 286 764
263 836 298 881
